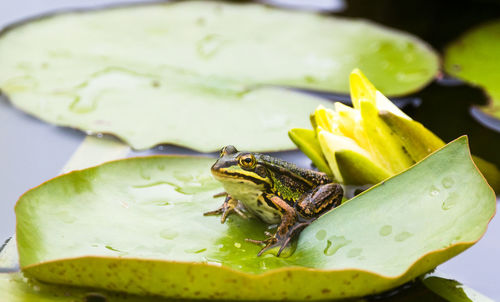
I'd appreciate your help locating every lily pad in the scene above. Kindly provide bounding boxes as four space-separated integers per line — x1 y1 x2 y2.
1 239 493 301
444 21 500 120
15 137 495 300
0 1 439 151
0 272 173 302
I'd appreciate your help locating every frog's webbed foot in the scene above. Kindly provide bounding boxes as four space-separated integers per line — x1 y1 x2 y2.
204 194 247 223
246 221 311 257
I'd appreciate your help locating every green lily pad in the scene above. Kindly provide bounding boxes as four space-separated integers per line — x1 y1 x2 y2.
15 137 495 300
420 274 494 302
0 238 170 302
444 20 500 119
0 1 438 151
0 272 173 302
1 239 493 301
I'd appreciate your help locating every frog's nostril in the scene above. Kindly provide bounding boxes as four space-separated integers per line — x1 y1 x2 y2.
211 162 221 171
211 160 227 172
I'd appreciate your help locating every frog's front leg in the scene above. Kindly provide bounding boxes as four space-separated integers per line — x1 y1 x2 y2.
246 193 309 257
204 193 247 223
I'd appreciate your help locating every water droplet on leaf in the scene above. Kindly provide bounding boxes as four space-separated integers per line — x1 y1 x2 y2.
379 225 392 236
316 229 327 240
442 177 455 189
442 192 459 210
395 231 413 242
323 236 351 256
197 34 224 58
429 185 440 197
347 248 362 258
160 229 178 240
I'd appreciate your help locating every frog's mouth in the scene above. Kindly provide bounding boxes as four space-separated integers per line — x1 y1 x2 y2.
212 168 254 182
211 168 270 187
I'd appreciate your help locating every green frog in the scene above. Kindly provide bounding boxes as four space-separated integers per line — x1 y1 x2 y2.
205 145 343 257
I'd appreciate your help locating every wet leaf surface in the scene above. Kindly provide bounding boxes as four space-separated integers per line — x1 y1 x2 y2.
1 237 491 301
0 1 438 151
15 137 495 300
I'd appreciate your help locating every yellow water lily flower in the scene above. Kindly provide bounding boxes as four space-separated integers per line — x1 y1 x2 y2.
289 69 445 185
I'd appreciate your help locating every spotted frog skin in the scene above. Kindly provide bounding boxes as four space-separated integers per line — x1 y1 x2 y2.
205 145 343 257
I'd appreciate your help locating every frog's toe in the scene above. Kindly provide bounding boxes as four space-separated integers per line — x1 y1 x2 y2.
245 236 276 246
245 234 291 257
203 205 229 223
213 192 228 198
232 207 248 220
204 196 247 223
251 221 311 257
256 237 295 257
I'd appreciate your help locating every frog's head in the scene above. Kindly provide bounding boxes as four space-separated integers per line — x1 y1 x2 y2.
211 145 271 188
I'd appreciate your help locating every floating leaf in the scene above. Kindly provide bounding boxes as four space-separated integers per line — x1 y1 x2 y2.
15 137 495 300
0 1 439 151
0 272 172 302
444 20 500 120
0 238 170 302
420 274 494 302
1 239 493 301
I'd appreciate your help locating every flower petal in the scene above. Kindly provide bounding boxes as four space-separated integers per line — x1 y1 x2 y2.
349 68 376 110
288 128 333 176
359 99 415 173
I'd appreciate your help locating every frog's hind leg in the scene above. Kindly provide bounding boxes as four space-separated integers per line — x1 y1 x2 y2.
246 194 309 257
296 183 343 218
204 194 247 223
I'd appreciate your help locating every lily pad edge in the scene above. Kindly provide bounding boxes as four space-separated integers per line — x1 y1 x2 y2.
14 136 496 300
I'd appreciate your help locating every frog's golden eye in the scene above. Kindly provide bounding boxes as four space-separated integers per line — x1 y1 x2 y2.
239 154 256 169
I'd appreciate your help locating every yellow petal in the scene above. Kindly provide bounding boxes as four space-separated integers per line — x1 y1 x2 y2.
349 68 376 110
359 99 414 173
313 105 335 133
317 131 343 182
375 91 411 120
334 102 359 139
353 117 371 151
315 105 345 135
378 110 444 162
335 149 392 185
288 128 333 176
318 130 374 183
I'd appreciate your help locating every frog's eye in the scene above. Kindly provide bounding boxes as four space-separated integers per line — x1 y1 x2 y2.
238 154 256 169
